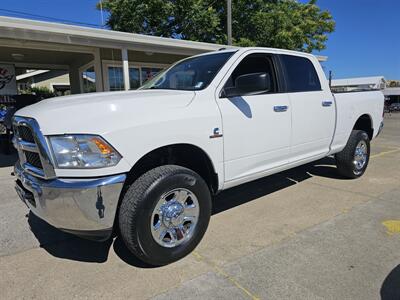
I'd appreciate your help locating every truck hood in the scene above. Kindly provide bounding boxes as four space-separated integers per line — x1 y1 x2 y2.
15 89 196 135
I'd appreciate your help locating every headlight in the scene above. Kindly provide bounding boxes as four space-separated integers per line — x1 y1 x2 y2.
48 135 121 169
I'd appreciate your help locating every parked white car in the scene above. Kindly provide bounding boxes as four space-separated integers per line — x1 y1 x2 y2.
13 47 384 265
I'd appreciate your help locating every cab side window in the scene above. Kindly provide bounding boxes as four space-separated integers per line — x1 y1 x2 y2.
280 54 321 92
224 53 277 94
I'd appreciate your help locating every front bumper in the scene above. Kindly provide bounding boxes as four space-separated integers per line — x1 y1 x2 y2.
14 162 126 241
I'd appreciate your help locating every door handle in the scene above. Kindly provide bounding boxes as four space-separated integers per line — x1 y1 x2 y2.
322 101 333 107
273 105 288 112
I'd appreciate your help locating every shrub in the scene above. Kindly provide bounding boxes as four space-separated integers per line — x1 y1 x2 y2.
21 86 55 99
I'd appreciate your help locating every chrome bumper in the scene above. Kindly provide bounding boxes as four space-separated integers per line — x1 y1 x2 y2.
14 162 126 240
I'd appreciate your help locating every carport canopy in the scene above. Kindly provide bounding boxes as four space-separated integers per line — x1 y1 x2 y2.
0 16 234 94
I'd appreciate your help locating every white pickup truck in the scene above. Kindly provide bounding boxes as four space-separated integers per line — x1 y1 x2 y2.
13 47 384 265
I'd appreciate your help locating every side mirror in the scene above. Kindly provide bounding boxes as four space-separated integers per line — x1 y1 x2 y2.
221 72 271 98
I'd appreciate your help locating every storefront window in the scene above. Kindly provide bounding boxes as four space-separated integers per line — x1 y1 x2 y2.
108 66 124 91
81 66 96 93
107 65 164 91
129 68 140 90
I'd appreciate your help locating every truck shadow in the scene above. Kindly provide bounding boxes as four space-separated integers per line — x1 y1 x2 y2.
28 213 157 267
0 152 17 168
212 156 347 215
28 212 112 263
380 265 400 300
28 156 348 267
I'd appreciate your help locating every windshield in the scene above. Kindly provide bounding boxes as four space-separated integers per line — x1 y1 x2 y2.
140 51 235 91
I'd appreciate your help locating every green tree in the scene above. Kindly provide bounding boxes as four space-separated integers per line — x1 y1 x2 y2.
98 0 335 52
388 80 400 87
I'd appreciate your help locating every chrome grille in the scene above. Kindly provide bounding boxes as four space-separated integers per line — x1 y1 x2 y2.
23 151 43 169
12 116 56 179
16 125 35 143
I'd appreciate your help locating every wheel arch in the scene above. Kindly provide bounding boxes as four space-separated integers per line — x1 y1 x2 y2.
123 143 219 195
353 114 374 140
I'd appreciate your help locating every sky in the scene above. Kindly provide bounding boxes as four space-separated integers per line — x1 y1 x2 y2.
0 0 399 80
313 0 400 80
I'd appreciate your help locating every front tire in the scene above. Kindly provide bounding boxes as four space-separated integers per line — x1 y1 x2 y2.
118 165 211 266
335 130 370 179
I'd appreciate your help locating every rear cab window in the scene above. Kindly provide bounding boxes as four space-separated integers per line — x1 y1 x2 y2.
279 54 321 92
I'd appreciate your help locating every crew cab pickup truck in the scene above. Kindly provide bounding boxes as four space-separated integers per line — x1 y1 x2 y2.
12 48 384 266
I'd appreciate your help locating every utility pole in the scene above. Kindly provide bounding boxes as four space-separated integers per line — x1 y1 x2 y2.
227 0 232 45
99 0 105 28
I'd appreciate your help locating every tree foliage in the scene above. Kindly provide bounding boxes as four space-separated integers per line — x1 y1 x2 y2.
387 80 400 88
21 86 55 99
98 0 335 52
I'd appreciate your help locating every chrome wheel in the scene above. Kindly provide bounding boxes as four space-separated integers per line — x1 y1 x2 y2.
353 140 368 175
150 188 200 248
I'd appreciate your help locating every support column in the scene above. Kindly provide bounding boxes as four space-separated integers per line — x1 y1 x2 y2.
121 48 130 91
69 64 81 94
93 48 104 92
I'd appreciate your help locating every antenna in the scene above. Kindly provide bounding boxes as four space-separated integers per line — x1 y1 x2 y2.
329 70 332 88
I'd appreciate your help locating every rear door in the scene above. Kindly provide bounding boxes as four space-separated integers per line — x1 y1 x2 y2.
279 54 336 162
217 52 291 183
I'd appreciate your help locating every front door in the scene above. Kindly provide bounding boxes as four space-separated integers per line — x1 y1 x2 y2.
217 52 291 183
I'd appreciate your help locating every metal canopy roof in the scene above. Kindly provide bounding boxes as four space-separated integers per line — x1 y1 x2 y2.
0 16 234 55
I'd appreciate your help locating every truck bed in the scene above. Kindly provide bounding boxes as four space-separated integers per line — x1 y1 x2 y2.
329 90 384 154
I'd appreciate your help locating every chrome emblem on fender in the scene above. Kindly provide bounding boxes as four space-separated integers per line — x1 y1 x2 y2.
209 128 223 139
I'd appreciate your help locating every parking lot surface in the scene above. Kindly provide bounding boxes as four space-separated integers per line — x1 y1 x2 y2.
1 114 399 299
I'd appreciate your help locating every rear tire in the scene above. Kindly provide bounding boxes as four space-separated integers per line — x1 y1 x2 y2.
335 130 370 179
118 165 211 266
